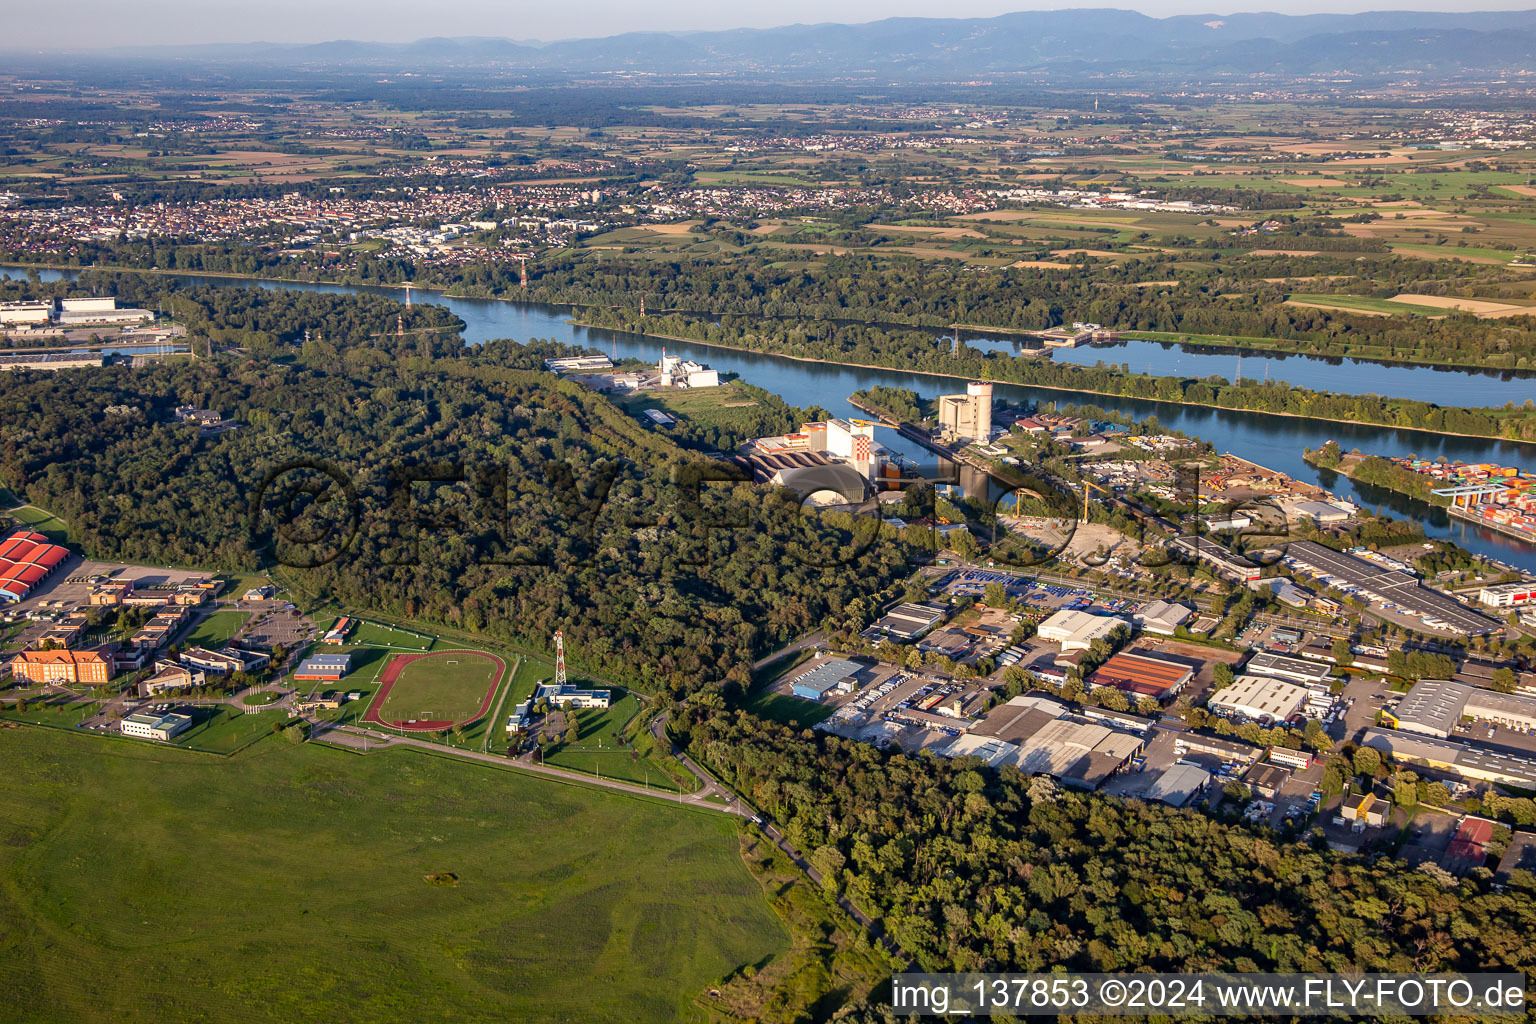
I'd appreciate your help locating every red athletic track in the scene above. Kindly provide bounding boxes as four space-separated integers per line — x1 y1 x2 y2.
361 650 507 732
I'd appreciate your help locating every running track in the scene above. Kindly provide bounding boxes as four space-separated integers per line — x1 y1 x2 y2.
361 650 507 732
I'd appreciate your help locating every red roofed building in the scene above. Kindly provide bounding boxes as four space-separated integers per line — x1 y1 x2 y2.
1444 816 1493 873
9 648 113 685
0 530 73 603
1086 650 1194 703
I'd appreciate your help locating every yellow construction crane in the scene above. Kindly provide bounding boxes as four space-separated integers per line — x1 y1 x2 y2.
1080 479 1111 523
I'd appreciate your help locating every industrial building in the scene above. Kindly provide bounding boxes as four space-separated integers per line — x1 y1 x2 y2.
1242 762 1292 799
0 530 71 603
871 603 946 641
1243 651 1334 687
1362 726 1536 789
1478 582 1536 607
936 381 993 444
1207 674 1310 723
1383 678 1536 738
788 657 864 701
1145 763 1212 807
1172 733 1264 768
0 301 53 326
1341 792 1390 827
1132 599 1195 635
1035 608 1129 652
543 355 613 374
1169 536 1261 582
120 711 194 742
1283 540 1499 636
968 694 1145 789
294 653 353 681
1085 650 1193 702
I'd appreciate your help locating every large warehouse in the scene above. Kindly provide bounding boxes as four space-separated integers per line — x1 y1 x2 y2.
1036 609 1128 652
1363 726 1536 789
1207 674 1310 723
967 694 1145 789
789 657 863 701
872 602 946 641
1384 678 1536 738
0 530 71 603
1283 540 1499 636
1243 651 1333 687
1086 650 1193 702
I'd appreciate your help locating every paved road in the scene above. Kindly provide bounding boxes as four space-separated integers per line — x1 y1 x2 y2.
751 632 824 672
317 720 750 814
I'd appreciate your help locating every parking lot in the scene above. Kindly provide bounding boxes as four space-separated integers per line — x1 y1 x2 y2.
6 558 215 616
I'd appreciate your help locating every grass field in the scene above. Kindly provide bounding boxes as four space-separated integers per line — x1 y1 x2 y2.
0 728 787 1024
743 690 838 727
182 610 249 649
4 505 70 543
369 650 504 727
169 706 278 754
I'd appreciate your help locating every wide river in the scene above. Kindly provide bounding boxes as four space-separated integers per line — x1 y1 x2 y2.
9 266 1536 571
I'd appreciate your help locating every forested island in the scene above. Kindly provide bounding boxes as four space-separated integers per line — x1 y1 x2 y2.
7 240 1536 372
576 307 1536 441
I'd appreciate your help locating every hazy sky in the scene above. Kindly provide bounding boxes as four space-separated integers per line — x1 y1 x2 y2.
7 0 1526 49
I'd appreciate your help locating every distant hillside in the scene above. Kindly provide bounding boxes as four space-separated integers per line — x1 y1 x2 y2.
51 8 1536 79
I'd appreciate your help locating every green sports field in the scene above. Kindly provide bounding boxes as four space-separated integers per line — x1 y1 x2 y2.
0 728 787 1024
372 650 504 725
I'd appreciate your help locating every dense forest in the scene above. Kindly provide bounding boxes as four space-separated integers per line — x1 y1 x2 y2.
0 281 911 698
6 239 1535 371
690 710 1536 979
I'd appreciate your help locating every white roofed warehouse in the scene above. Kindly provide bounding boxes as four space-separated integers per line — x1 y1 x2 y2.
1035 609 1128 652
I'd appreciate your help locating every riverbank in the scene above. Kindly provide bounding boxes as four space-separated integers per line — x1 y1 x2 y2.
1303 449 1450 507
572 318 1536 448
1116 329 1535 376
7 257 1533 378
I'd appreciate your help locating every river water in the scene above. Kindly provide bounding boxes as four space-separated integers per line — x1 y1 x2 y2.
8 266 1536 571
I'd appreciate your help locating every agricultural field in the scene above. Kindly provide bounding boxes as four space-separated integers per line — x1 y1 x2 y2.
0 728 786 1024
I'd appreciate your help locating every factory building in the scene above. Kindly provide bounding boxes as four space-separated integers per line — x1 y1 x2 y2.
788 657 864 701
1362 726 1536 789
1478 582 1536 608
1132 599 1195 635
1035 609 1129 652
1207 674 1310 723
1242 651 1334 687
1283 540 1499 636
1145 763 1212 808
966 695 1145 790
0 301 52 326
1085 650 1193 702
1169 536 1261 583
936 382 994 444
871 603 946 641
1383 678 1536 738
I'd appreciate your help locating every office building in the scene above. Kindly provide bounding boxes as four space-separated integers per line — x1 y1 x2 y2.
121 711 194 742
